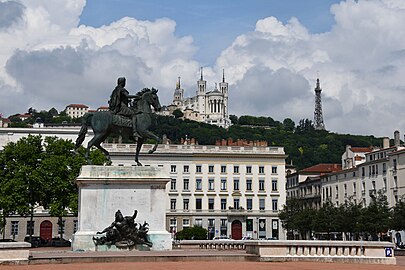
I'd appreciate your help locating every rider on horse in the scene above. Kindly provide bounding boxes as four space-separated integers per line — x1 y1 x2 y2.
108 77 141 138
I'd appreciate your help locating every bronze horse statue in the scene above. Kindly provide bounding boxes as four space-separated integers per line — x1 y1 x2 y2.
75 88 162 165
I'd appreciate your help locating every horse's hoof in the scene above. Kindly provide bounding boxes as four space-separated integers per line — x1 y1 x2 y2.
148 150 155 154
136 162 143 166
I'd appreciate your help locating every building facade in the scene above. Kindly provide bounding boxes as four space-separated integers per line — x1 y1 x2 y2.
161 69 230 128
65 104 89 118
104 143 287 240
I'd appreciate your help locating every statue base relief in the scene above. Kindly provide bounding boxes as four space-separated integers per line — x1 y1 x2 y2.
72 165 172 251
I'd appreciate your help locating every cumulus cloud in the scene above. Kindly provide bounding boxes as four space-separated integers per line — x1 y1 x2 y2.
216 0 405 136
0 0 199 116
0 0 405 137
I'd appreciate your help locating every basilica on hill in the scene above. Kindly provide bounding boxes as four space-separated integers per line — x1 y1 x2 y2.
160 68 230 128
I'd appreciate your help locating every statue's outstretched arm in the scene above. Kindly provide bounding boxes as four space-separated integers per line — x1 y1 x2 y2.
97 222 115 234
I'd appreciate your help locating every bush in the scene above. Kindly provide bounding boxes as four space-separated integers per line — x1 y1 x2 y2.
176 226 207 240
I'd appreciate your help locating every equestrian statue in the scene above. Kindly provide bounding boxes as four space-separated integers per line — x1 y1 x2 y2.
75 77 162 165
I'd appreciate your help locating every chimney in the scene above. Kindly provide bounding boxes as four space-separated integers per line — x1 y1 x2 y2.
383 137 390 149
394 130 400 147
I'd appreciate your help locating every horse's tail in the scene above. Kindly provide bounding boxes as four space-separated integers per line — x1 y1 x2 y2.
75 113 93 149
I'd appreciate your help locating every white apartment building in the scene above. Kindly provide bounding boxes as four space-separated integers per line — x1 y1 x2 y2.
65 104 89 118
322 139 405 208
104 143 287 240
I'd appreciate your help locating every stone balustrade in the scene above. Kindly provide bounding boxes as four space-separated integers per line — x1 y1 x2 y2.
245 240 396 264
175 240 245 250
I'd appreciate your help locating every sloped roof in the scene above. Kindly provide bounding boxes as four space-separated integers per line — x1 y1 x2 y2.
350 147 372 153
66 104 88 108
300 163 342 174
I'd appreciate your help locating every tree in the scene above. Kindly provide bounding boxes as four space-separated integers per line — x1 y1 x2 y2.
48 107 58 117
0 135 45 241
391 196 405 231
359 190 391 240
279 198 303 239
229 115 238 125
282 118 295 132
172 109 184 119
313 200 338 239
0 135 108 241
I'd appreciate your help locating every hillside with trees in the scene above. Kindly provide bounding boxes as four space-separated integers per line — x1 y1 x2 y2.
150 115 383 170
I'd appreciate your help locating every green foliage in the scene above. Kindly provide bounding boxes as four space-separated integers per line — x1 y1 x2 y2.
0 135 109 238
172 109 184 119
391 196 405 231
175 226 207 240
279 192 394 240
149 115 382 170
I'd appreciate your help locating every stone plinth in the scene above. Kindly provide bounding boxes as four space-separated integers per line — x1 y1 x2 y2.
72 165 171 251
0 242 31 265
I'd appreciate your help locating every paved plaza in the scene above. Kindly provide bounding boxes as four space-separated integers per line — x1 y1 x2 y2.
1 260 405 270
0 248 404 270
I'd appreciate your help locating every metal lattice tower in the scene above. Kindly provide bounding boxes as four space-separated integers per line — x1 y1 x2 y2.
313 78 325 130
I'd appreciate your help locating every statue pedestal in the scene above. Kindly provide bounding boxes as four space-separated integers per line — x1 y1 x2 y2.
72 165 172 251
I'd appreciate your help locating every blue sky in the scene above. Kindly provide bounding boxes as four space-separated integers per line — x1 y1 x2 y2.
1 0 405 136
79 0 340 66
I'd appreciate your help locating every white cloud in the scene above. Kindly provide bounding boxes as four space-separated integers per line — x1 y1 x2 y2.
1 0 405 137
0 0 199 116
216 0 405 136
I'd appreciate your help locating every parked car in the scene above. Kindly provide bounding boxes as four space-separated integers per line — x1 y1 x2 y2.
0 239 16 242
212 236 233 241
24 236 48 248
242 236 253 240
51 237 71 247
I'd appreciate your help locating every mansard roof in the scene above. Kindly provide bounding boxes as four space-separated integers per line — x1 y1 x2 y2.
300 163 342 174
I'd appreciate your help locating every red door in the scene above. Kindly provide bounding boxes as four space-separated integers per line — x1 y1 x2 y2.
231 220 242 240
40 221 52 241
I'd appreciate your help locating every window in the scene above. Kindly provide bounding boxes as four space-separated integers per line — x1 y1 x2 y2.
393 159 397 170
73 220 78 233
246 166 252 174
344 184 347 197
221 198 227 210
234 165 239 174
372 180 376 190
233 179 239 190
394 176 398 188
195 219 202 227
208 178 215 190
183 179 189 190
259 166 264 174
170 218 177 233
221 179 227 190
196 179 202 190
383 178 387 191
196 165 202 173
272 166 277 174
246 219 253 231
183 219 190 228
335 186 339 198
170 199 177 211
233 199 240 209
246 198 253 210
208 218 215 227
196 198 202 210
272 199 278 211
383 163 387 174
183 165 189 173
246 179 252 191
221 165 227 173
26 221 34 235
259 179 265 191
58 220 65 234
220 219 227 236
259 198 265 210
208 198 215 210
353 182 357 195
272 179 278 191
183 199 189 211
171 165 176 173
209 165 214 173
170 179 176 190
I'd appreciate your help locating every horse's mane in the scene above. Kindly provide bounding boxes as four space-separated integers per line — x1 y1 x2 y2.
135 88 152 97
